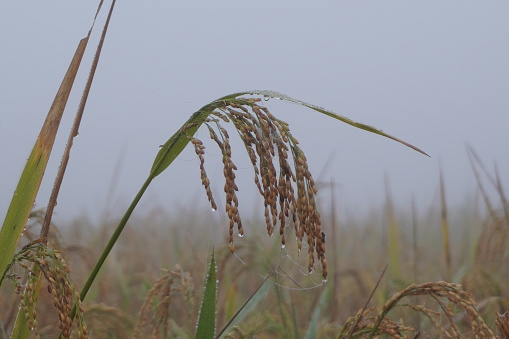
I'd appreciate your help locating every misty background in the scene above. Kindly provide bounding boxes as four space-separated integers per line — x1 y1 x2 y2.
1 2 508 226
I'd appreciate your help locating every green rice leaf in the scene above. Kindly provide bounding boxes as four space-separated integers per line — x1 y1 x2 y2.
244 90 428 156
151 90 427 182
195 251 217 339
150 94 239 178
0 37 88 282
217 274 272 338
304 282 332 339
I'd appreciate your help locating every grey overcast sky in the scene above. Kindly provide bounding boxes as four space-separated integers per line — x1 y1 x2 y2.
1 2 508 225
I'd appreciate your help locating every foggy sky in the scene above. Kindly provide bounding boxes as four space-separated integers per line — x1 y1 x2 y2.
1 1 508 225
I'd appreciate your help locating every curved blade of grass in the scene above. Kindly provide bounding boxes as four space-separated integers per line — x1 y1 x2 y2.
244 90 429 156
40 0 112 240
439 166 452 282
0 37 88 281
150 93 242 178
216 271 273 338
3 38 89 339
152 89 427 183
385 177 402 281
196 251 218 339
304 282 332 339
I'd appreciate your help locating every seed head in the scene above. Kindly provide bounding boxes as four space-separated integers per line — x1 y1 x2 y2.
194 98 327 279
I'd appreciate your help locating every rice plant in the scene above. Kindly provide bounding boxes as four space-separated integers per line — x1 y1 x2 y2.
3 1 508 338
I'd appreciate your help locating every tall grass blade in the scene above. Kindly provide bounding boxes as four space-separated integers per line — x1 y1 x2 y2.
216 272 272 338
467 145 496 217
196 251 218 339
468 145 509 224
411 196 421 328
345 265 387 339
40 0 115 239
411 195 419 282
274 284 295 338
494 165 509 225
439 167 451 281
0 37 88 280
304 282 332 339
329 178 340 316
385 178 402 281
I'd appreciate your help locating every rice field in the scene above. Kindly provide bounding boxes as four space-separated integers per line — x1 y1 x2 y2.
1 172 508 338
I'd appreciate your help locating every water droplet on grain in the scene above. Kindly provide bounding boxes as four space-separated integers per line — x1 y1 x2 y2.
211 207 217 212
281 244 286 249
237 233 244 238
322 279 328 284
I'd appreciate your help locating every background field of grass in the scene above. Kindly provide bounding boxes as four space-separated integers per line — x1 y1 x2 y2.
2 176 507 337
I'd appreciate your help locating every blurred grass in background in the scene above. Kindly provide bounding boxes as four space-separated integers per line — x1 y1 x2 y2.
2 172 507 338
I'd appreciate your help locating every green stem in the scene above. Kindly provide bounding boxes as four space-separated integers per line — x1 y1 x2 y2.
70 174 154 320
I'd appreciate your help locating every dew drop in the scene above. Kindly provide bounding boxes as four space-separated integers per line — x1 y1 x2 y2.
263 95 270 101
158 144 164 149
281 244 286 249
237 233 244 238
211 207 217 212
322 279 328 284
